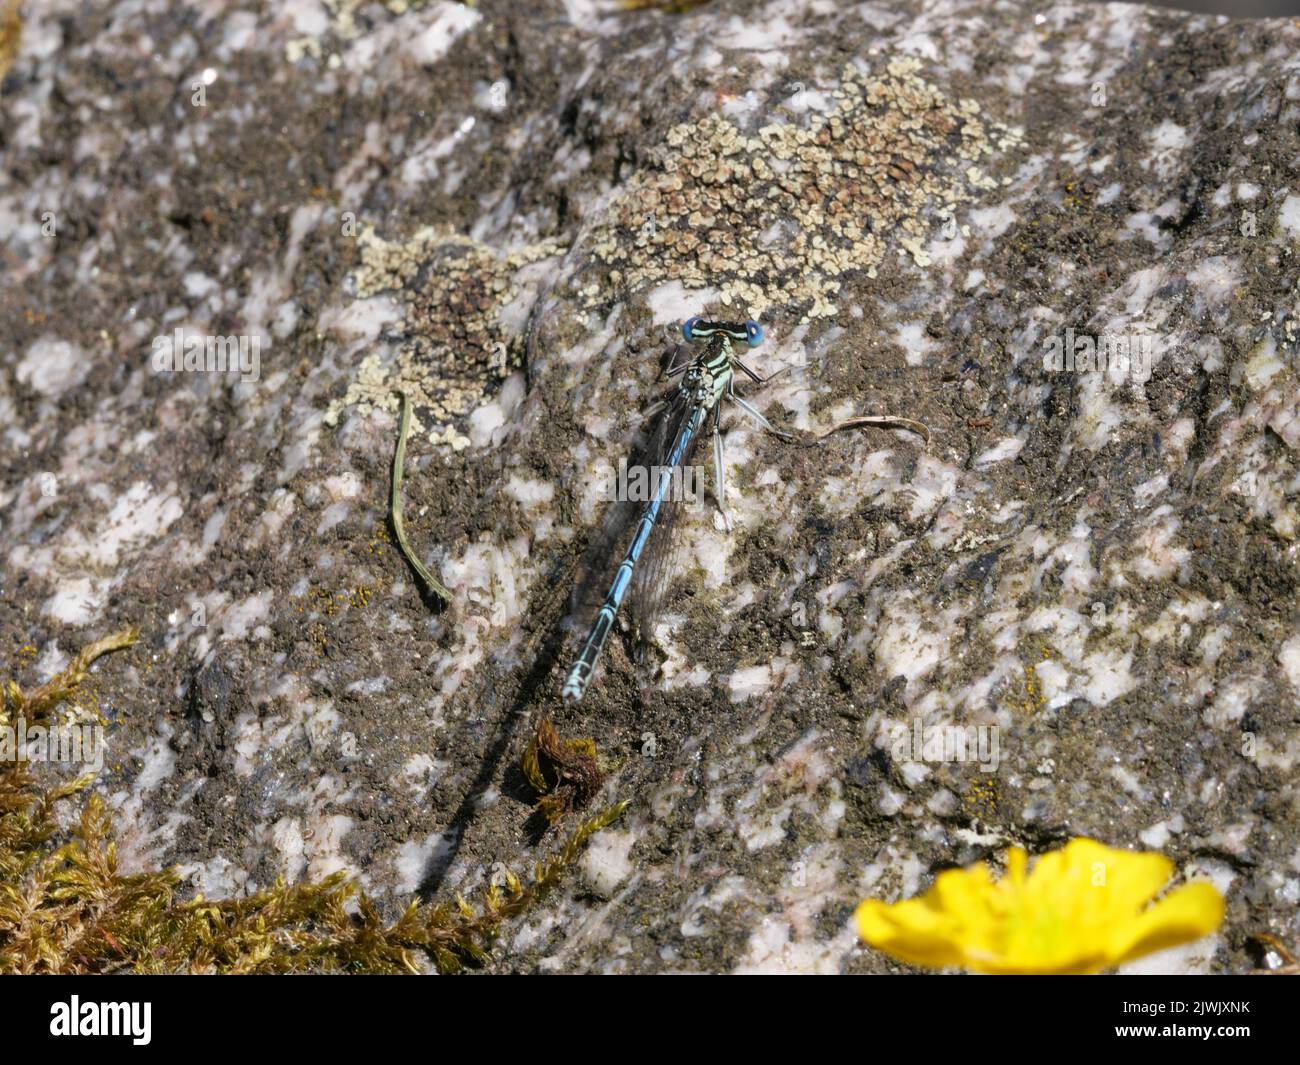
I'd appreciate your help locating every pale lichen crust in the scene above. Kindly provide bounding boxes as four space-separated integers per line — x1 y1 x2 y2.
328 56 1021 444
326 225 565 447
588 58 1022 320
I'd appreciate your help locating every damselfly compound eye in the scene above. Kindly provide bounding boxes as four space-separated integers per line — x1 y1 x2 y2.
682 316 702 341
745 320 764 348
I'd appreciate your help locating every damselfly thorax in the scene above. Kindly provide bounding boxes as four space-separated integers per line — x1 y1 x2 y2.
678 335 736 408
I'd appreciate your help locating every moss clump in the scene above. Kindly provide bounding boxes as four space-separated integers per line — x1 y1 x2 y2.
2 630 626 973
523 716 607 825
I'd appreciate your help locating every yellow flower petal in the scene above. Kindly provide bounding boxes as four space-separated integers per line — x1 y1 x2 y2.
855 897 966 969
855 838 1225 974
1107 882 1226 966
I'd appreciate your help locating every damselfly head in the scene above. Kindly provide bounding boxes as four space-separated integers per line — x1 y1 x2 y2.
682 317 764 348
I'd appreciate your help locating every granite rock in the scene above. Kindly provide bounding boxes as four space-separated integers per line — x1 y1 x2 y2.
2 0 1299 973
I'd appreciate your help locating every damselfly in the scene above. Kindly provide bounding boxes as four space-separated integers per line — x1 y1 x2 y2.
561 316 790 704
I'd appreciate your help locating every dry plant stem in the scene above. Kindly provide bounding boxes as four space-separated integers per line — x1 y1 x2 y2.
779 414 931 449
390 390 453 604
821 414 931 445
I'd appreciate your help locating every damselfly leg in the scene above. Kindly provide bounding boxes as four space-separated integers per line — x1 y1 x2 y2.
711 401 730 532
728 375 795 441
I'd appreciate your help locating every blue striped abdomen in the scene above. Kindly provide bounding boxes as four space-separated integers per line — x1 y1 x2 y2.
562 404 705 703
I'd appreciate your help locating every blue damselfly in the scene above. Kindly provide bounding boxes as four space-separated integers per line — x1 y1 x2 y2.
561 317 790 704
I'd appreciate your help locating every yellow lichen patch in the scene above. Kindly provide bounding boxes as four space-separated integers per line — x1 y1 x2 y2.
963 776 999 819
588 57 1022 321
327 225 565 445
1005 640 1050 715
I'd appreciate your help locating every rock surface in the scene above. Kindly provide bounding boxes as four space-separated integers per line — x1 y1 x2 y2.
2 0 1299 973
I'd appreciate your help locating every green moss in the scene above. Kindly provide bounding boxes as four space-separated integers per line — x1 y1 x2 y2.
1 630 626 973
